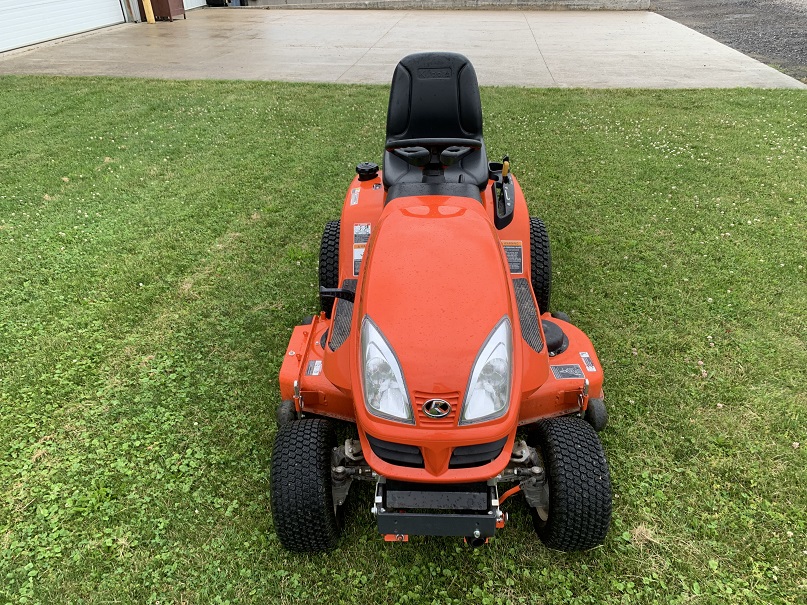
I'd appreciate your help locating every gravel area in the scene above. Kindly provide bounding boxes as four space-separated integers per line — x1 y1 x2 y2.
652 0 807 82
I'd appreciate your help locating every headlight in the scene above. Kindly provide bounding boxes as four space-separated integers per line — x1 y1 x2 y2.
360 316 414 424
460 317 512 424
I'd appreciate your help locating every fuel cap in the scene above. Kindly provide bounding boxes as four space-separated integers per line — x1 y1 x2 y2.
356 162 379 181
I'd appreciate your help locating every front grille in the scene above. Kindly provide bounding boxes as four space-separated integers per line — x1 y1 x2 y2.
449 437 507 469
366 436 507 470
415 391 459 425
366 435 424 468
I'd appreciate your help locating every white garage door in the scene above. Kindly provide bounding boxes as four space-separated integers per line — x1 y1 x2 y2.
184 0 206 8
0 0 125 53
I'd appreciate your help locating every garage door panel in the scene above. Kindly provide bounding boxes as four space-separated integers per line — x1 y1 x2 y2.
0 0 125 53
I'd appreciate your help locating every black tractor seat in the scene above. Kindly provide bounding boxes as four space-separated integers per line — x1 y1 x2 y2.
383 52 489 195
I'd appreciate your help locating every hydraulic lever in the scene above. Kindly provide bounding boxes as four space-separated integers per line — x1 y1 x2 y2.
494 155 515 229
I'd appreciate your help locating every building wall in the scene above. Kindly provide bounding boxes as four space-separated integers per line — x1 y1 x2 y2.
0 0 126 53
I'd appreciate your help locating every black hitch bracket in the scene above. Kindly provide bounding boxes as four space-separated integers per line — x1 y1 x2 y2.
373 481 500 538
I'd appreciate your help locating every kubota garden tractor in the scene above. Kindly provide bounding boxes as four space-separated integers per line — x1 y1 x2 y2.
270 52 612 552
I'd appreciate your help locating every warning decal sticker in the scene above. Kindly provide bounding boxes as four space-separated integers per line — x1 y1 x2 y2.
551 364 585 380
502 240 523 274
353 244 365 276
353 223 371 244
349 188 360 206
580 352 597 372
353 224 371 275
306 360 323 376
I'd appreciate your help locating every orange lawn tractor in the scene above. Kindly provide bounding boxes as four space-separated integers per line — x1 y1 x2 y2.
270 52 612 552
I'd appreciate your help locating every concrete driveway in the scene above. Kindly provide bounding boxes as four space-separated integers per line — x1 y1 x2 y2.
0 8 803 88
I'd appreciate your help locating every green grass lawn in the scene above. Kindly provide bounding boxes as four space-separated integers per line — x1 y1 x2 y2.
0 76 805 604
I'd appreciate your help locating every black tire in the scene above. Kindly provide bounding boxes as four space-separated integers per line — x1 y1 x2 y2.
551 311 571 324
529 417 612 551
529 217 552 314
318 220 340 318
270 419 341 552
275 400 297 427
584 398 608 432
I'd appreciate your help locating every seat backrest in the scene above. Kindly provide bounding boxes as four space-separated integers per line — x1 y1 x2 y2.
385 52 483 149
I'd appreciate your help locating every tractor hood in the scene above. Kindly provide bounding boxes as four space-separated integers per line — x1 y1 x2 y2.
358 196 513 403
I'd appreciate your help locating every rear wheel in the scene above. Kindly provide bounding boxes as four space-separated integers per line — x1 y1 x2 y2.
529 417 612 551
529 217 552 313
270 419 341 552
318 220 340 317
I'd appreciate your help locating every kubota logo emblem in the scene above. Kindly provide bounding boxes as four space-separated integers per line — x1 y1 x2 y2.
422 398 451 418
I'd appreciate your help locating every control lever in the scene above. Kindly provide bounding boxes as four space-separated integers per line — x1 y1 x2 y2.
493 155 515 229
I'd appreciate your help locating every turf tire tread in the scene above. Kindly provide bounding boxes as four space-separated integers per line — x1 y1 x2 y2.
529 217 552 314
270 419 340 552
532 416 612 551
319 220 340 317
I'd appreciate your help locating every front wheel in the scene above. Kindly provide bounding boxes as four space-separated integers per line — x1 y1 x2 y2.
270 419 341 552
529 417 612 551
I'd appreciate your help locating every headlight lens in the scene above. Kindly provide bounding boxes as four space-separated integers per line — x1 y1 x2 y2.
360 316 414 424
460 317 513 424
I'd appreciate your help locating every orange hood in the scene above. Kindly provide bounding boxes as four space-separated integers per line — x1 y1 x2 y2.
358 195 513 398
